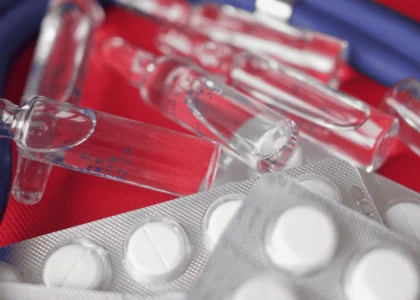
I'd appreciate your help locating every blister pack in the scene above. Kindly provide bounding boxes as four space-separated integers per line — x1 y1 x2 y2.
0 158 379 296
0 282 183 300
283 157 382 222
0 283 136 300
186 173 420 300
359 171 420 243
0 178 255 295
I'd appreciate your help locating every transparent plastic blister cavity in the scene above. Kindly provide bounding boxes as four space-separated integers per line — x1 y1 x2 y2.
0 262 22 283
42 239 113 290
0 158 378 296
283 157 382 222
0 178 255 295
186 173 420 300
359 171 420 243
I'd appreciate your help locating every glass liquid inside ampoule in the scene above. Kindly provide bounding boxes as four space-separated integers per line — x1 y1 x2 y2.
129 0 347 86
382 79 420 157
232 57 398 171
102 37 297 172
190 4 347 85
137 56 296 172
156 29 398 172
19 97 222 196
13 0 102 204
144 60 251 140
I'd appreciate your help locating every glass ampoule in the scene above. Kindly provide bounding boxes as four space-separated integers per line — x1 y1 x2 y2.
115 0 347 87
381 78 420 157
0 96 242 196
155 28 399 172
101 37 298 173
12 0 104 205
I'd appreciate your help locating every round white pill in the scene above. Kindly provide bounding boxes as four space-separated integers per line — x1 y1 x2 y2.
265 205 338 274
231 275 297 300
0 262 21 282
344 248 419 300
43 240 111 289
385 201 420 242
295 175 342 202
203 194 244 250
125 218 191 283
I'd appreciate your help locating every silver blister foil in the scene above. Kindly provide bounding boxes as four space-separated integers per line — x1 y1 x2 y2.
360 171 420 243
284 158 382 222
0 158 380 296
0 282 184 300
186 173 420 300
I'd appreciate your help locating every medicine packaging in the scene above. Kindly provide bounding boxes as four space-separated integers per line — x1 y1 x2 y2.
0 158 380 296
212 135 353 188
0 282 183 300
283 157 382 221
186 173 420 300
359 171 420 243
0 177 254 295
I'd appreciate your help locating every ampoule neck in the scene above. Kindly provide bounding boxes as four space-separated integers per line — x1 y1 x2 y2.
0 98 25 139
101 36 158 87
131 51 158 86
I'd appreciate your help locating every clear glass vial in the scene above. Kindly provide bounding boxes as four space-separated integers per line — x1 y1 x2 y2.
102 37 298 173
155 28 399 172
381 78 420 157
13 0 104 205
0 96 250 196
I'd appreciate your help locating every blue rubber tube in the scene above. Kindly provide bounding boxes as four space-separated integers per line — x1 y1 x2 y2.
0 0 49 221
0 0 23 13
98 0 116 6
299 0 420 69
185 0 420 85
290 4 420 87
187 0 256 11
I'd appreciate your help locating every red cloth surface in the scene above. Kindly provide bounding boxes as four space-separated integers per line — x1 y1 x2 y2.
1 2 420 246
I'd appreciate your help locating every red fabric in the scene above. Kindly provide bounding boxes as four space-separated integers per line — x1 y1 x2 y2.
1 1 420 246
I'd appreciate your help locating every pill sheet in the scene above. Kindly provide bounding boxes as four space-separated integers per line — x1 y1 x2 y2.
0 282 183 300
360 171 420 243
0 157 378 295
186 173 420 300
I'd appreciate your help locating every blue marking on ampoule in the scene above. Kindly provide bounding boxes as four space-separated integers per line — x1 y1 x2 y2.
120 157 130 165
122 148 133 156
105 166 114 174
73 88 82 98
117 168 128 180
80 152 91 160
108 156 117 163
